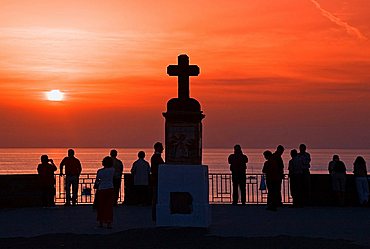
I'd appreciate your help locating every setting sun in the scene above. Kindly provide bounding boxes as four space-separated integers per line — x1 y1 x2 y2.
46 90 64 101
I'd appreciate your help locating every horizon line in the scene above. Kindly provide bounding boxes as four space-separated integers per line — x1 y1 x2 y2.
0 146 369 150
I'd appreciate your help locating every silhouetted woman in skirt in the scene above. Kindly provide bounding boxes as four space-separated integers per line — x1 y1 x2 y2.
94 156 115 228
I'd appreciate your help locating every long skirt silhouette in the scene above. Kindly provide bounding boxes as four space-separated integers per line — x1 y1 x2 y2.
96 188 114 223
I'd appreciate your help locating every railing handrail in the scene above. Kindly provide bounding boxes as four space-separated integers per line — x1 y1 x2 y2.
54 172 292 205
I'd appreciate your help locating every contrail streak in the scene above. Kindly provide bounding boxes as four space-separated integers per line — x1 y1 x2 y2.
310 0 367 40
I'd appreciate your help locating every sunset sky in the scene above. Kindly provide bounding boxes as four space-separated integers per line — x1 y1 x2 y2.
1 0 369 149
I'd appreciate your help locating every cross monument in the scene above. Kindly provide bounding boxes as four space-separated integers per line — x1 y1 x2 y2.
157 54 210 227
167 54 200 99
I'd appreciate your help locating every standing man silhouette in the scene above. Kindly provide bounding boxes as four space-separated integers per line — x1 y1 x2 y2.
110 149 124 206
150 142 165 221
268 145 285 209
329 154 347 206
288 149 304 207
297 144 311 205
60 149 82 206
228 144 248 205
131 151 151 205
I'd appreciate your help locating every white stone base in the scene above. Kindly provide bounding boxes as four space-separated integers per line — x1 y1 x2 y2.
156 164 210 227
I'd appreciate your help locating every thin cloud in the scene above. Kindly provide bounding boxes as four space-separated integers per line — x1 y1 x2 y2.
0 27 190 77
310 0 367 40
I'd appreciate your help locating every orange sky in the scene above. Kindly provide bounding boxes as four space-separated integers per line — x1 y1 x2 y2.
1 0 370 148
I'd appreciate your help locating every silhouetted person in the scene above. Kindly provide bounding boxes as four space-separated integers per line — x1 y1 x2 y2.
37 155 57 207
273 145 285 206
262 150 278 211
228 144 248 205
60 149 82 206
263 145 284 210
297 144 311 205
328 157 336 175
328 155 346 206
94 156 115 228
131 151 151 205
353 156 369 206
110 149 123 206
288 149 304 207
150 142 164 221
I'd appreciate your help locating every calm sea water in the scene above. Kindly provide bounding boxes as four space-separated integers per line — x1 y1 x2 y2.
0 148 369 175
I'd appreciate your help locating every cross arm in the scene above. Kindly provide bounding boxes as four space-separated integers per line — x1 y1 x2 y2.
167 65 179 76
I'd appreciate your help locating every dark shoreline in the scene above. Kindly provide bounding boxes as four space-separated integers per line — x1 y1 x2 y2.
0 228 368 249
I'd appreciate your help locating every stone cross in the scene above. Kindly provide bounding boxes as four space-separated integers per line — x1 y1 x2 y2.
167 54 200 99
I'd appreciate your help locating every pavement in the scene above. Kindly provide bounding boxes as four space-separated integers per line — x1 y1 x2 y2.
0 204 369 247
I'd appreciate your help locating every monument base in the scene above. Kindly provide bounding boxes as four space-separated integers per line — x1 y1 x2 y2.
156 164 210 227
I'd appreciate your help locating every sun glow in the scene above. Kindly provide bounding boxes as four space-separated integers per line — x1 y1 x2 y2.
46 90 64 101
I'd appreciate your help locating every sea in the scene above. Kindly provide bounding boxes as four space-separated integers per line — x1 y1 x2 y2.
1 148 369 175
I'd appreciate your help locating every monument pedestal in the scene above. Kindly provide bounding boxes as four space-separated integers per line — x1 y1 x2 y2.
156 164 210 227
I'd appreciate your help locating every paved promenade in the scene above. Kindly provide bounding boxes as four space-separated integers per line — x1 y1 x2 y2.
0 205 369 248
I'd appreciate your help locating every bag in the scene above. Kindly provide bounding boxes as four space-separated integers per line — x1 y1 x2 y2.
259 175 266 190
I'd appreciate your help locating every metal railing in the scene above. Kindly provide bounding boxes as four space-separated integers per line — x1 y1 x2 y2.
208 173 292 204
55 174 120 205
55 173 292 205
